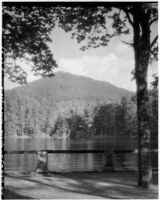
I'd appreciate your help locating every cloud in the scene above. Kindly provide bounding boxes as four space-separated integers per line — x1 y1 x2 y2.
56 54 136 91
5 54 157 92
116 43 131 54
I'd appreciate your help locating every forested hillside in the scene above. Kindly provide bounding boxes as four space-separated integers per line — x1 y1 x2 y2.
6 72 133 102
4 72 157 140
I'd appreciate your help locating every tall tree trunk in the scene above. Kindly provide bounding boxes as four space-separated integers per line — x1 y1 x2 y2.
136 56 152 188
133 13 152 187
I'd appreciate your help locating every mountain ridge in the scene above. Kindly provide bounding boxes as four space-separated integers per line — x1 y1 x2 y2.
5 71 133 94
4 71 135 137
5 71 133 103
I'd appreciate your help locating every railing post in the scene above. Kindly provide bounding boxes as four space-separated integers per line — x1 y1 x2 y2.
103 150 116 171
36 151 48 173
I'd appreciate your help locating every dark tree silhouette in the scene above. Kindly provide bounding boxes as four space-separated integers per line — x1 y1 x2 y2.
3 5 57 84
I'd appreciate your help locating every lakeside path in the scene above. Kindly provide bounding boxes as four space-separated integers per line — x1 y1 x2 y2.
4 171 158 199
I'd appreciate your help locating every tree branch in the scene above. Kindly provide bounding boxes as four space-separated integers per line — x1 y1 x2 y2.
125 12 133 26
150 35 158 48
118 9 122 18
149 17 158 25
92 23 98 37
118 7 134 27
121 40 134 47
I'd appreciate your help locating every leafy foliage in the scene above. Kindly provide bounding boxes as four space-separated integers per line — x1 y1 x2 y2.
3 5 57 84
93 97 138 138
150 74 158 89
3 4 157 85
56 5 158 54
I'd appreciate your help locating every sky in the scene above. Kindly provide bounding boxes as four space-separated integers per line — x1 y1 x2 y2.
4 22 158 92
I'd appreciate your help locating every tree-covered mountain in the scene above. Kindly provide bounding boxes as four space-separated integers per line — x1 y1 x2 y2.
6 71 133 103
4 72 135 137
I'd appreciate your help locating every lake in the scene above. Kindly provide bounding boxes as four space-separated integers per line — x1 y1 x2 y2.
4 137 156 172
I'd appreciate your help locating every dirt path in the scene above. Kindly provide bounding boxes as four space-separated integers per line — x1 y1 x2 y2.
3 171 158 199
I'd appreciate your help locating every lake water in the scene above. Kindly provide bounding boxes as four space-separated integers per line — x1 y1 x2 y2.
4 137 156 172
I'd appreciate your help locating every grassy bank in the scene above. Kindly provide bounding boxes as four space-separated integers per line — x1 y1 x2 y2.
4 171 158 199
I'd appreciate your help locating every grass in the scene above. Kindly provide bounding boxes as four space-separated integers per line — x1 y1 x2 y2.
3 171 158 199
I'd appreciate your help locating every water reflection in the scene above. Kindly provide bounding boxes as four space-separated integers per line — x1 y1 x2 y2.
4 137 142 172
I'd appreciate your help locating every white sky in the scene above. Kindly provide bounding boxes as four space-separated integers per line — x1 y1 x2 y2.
4 23 158 92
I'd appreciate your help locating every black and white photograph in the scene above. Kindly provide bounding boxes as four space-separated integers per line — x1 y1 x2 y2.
3 1 158 199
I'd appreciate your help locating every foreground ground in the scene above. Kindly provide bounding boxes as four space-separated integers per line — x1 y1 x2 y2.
4 171 158 199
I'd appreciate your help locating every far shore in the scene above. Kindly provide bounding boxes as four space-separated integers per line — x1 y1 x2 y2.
5 134 52 139
5 134 138 140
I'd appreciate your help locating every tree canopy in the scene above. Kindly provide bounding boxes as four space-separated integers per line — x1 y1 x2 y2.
3 5 57 84
55 4 158 60
3 3 158 84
